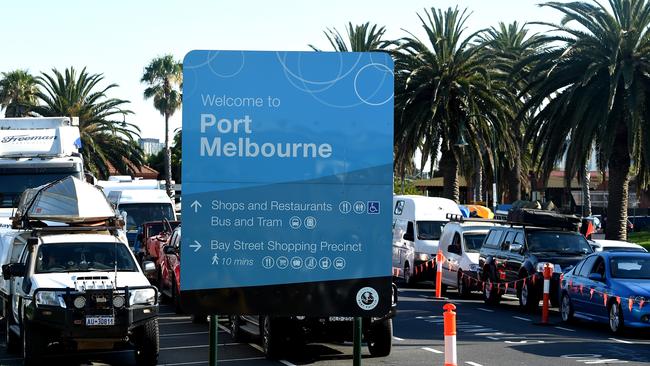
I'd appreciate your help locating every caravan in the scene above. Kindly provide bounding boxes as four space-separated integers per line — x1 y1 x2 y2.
392 195 461 283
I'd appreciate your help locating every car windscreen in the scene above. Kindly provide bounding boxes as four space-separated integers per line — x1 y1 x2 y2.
120 203 175 230
610 256 650 279
0 168 81 208
35 243 137 273
417 221 446 240
526 231 592 254
463 233 486 253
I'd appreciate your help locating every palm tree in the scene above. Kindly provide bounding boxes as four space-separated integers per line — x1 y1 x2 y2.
0 69 38 117
34 67 144 178
479 22 544 203
141 55 182 198
309 22 392 52
523 0 650 240
394 7 515 203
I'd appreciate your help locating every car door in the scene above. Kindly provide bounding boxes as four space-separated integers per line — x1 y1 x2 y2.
505 232 526 284
570 255 597 313
584 255 609 320
443 232 462 285
497 231 516 282
11 246 32 326
392 219 407 274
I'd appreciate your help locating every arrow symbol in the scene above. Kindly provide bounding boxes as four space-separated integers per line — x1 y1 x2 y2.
190 200 202 213
190 240 202 252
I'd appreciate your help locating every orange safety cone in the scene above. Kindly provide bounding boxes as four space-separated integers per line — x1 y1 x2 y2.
443 303 457 366
434 250 446 299
540 263 553 325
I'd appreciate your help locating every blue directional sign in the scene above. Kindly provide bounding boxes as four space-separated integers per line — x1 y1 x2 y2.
181 50 393 316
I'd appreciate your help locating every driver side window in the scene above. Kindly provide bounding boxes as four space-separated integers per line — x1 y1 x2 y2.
590 257 605 277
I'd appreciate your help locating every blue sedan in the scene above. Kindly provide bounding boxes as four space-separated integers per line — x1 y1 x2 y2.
560 252 650 334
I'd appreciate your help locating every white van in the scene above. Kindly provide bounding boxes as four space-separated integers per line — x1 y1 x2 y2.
392 195 461 283
439 221 495 297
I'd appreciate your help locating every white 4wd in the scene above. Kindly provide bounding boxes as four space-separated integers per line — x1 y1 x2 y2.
2 232 159 366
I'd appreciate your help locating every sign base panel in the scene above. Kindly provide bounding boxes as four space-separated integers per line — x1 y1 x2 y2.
181 276 392 317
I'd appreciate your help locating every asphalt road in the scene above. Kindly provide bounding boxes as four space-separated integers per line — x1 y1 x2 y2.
1 286 650 365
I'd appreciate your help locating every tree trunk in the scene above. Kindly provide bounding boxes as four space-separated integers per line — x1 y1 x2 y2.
164 113 174 199
581 160 592 217
507 146 521 202
605 123 630 240
474 159 482 203
440 148 459 203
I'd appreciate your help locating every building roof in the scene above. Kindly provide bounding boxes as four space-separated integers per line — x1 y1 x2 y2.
107 162 159 180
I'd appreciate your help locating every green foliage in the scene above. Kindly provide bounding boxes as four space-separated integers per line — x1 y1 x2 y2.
0 69 38 117
309 22 394 52
393 178 422 195
33 67 143 179
628 231 650 249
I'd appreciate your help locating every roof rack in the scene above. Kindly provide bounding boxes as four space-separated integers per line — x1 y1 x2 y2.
446 212 580 231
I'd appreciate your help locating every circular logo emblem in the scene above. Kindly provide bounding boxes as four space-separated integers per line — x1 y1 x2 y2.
356 287 379 311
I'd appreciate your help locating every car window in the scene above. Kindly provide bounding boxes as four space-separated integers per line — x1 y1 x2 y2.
590 256 606 277
609 256 650 279
577 256 597 277
484 230 503 248
526 231 592 254
602 246 646 252
502 231 516 249
406 221 414 240
417 221 445 240
513 232 524 246
35 243 137 273
463 233 486 253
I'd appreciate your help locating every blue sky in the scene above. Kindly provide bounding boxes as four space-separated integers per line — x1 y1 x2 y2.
0 0 567 142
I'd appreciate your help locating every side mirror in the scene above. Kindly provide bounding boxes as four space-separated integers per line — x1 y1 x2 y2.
403 233 414 242
142 261 156 275
163 245 177 255
509 243 523 253
2 263 26 280
588 273 604 282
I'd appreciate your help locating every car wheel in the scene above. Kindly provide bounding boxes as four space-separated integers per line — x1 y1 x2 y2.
22 319 45 366
483 276 501 305
560 293 574 323
262 316 284 359
134 318 160 366
518 278 539 312
5 306 19 354
457 272 471 298
609 301 625 334
403 263 411 286
367 318 393 357
230 315 246 342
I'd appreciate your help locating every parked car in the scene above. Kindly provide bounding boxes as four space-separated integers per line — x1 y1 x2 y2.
559 252 650 334
139 220 181 281
231 284 398 359
478 209 592 311
439 218 495 297
392 195 461 284
590 239 647 253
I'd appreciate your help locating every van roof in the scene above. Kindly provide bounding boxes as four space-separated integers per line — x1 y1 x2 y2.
393 195 461 218
107 190 172 205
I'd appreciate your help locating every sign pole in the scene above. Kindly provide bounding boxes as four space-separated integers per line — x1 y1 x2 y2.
209 314 218 366
353 317 362 366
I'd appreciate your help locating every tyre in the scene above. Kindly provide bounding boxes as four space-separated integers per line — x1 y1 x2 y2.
609 301 625 334
560 292 574 323
518 277 539 312
134 318 159 366
262 316 284 359
5 308 19 354
171 276 182 314
457 272 471 298
230 315 246 342
483 273 501 305
367 318 392 357
22 320 45 366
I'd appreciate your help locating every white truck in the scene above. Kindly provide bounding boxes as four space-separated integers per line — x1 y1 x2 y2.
0 117 84 229
0 176 159 365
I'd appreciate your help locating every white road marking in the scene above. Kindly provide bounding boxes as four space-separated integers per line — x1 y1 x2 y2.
280 360 298 366
487 336 501 340
555 326 576 332
477 308 494 312
512 316 532 322
609 338 634 344
393 336 405 341
159 315 192 321
160 331 209 337
466 362 484 366
422 347 443 354
160 357 266 365
160 343 240 350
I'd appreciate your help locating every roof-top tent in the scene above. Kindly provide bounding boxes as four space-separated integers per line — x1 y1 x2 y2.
11 176 120 229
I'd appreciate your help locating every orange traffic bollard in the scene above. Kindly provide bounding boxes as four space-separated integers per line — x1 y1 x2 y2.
541 263 554 324
443 303 457 366
435 250 444 298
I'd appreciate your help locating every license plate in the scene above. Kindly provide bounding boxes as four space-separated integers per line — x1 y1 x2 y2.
328 316 353 322
85 316 114 326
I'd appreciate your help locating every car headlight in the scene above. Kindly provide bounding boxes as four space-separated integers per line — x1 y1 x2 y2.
129 288 156 306
35 291 66 308
536 262 555 273
469 264 480 272
418 253 430 262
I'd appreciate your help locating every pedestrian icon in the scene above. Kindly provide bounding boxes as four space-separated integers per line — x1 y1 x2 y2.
211 253 220 265
304 257 317 270
339 201 351 214
291 257 303 269
262 256 275 269
277 256 289 269
333 257 346 270
289 216 302 229
319 257 331 270
353 201 366 214
304 216 317 229
367 201 380 214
